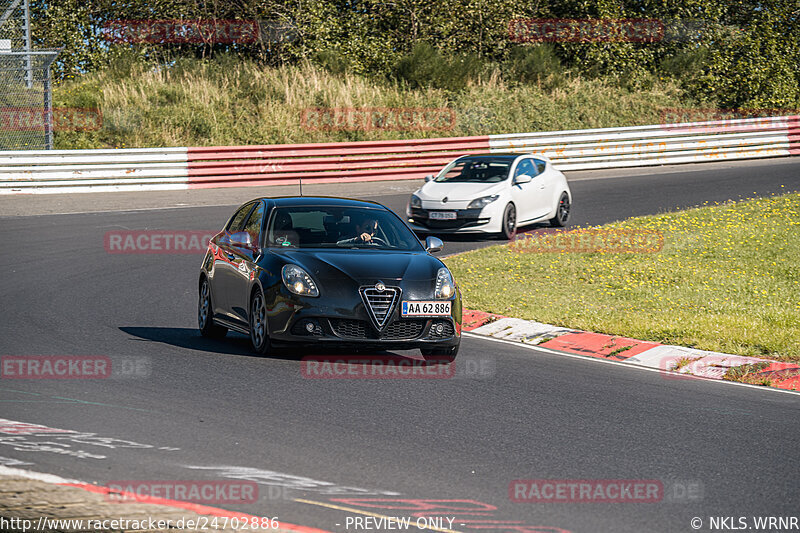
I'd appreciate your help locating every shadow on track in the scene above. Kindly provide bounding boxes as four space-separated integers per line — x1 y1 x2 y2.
118 327 447 366
120 326 271 359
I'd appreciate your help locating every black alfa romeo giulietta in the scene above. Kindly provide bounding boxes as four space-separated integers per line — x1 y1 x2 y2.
198 197 461 358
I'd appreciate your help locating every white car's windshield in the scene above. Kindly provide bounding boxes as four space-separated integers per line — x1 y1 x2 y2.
435 157 515 183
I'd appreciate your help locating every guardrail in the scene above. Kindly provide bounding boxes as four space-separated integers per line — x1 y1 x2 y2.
1 115 797 194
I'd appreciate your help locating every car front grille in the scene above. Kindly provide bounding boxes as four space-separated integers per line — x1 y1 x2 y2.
382 320 425 339
331 319 369 339
330 319 425 340
360 286 400 328
410 208 485 229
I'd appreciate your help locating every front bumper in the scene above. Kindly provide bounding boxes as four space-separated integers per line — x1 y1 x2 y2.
406 206 501 233
266 287 462 349
271 315 460 350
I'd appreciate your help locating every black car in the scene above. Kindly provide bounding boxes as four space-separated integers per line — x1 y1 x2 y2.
198 197 461 358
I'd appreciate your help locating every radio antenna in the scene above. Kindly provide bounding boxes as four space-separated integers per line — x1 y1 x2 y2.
299 176 303 196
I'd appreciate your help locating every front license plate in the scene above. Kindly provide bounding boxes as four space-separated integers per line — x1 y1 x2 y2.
401 301 452 317
429 211 457 220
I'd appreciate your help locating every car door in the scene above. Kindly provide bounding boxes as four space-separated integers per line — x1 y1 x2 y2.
212 202 256 322
227 201 265 324
532 158 557 216
510 158 547 223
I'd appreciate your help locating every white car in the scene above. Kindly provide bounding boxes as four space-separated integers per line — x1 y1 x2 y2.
406 154 572 239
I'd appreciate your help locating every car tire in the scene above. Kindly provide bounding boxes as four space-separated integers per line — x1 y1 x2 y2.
550 192 570 227
249 287 271 355
421 344 459 362
501 203 516 240
198 277 227 339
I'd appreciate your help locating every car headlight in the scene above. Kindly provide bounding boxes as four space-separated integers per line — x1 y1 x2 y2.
467 194 499 209
410 194 422 208
434 267 456 299
282 264 319 297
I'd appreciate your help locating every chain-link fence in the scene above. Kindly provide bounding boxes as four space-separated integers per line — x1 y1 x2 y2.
0 0 59 150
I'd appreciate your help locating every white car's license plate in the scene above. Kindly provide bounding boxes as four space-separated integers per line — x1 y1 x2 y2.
401 301 451 317
429 211 457 220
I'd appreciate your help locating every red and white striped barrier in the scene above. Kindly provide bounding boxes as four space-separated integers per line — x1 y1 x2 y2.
1 115 798 194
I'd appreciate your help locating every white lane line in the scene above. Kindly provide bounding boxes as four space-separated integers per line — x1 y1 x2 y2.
0 465 80 484
462 332 800 397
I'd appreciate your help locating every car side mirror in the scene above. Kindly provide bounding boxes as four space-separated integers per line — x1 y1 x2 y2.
514 174 533 185
425 236 443 253
424 174 434 182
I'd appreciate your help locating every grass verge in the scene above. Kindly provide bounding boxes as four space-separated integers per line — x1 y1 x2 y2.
51 57 690 149
445 193 800 362
723 362 773 386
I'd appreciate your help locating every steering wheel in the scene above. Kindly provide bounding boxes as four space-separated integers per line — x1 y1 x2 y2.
366 236 388 246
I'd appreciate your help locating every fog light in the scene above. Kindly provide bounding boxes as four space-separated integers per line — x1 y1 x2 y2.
433 323 444 335
305 322 315 333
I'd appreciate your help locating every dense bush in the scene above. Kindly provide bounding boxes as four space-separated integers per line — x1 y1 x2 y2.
32 0 800 110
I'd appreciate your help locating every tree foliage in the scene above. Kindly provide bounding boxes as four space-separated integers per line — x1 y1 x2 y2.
31 0 799 108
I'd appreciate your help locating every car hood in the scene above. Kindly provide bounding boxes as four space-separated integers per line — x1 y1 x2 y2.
417 181 506 202
269 249 443 284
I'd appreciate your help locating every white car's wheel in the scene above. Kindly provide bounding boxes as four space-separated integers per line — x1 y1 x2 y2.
501 203 516 240
550 192 570 227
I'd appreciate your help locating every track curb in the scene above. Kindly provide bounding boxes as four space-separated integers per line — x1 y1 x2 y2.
461 309 800 391
0 466 329 533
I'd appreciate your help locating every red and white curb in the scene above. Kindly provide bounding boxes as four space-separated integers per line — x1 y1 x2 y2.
462 310 800 391
0 466 329 533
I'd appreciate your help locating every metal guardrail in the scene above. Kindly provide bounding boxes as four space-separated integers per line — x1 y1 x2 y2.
489 116 800 170
1 116 798 194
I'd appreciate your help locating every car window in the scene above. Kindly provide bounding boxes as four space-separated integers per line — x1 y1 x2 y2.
534 159 547 175
514 159 535 178
242 202 264 246
435 157 513 183
268 206 423 251
290 210 326 231
227 202 255 232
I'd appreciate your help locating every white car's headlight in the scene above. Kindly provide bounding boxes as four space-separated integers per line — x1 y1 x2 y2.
282 264 319 297
410 194 422 208
434 267 456 299
467 194 499 209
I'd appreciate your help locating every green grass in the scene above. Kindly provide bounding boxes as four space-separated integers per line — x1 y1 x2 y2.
51 57 693 149
445 193 800 362
724 362 773 386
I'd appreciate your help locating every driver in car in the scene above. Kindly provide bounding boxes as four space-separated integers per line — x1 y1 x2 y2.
337 215 382 245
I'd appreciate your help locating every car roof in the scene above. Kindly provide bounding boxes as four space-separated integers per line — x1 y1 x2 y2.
254 196 389 208
454 153 545 160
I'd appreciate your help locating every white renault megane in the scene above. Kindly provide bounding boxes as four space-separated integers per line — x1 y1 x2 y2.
406 153 572 239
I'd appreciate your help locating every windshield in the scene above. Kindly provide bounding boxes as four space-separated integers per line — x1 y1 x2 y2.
434 157 514 183
267 206 424 251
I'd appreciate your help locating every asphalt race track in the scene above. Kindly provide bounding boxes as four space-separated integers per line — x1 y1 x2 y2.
1 159 799 533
